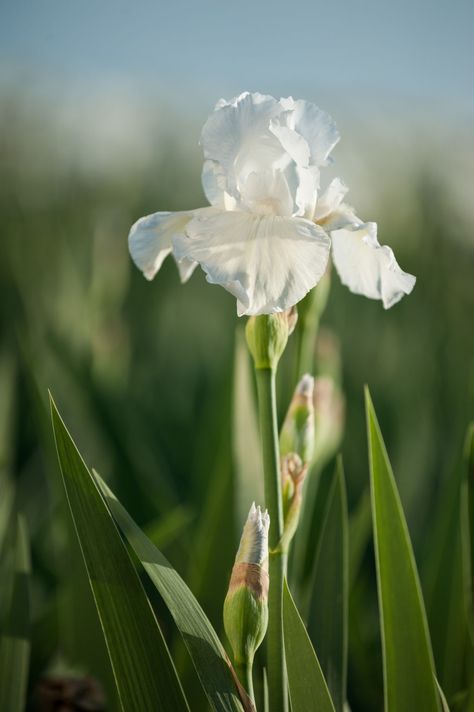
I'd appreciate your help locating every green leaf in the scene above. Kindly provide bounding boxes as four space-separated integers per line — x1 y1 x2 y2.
290 462 335 611
307 457 348 712
461 423 474 646
283 580 335 712
94 470 250 712
435 678 451 712
424 449 466 697
0 516 31 712
365 387 440 712
348 489 372 590
50 395 189 712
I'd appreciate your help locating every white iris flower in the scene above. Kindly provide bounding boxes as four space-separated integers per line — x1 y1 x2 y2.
129 92 415 315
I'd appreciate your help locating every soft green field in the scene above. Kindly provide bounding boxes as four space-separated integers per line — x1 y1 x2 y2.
1 91 473 711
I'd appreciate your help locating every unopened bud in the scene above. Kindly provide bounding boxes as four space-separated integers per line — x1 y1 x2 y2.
223 503 269 666
245 310 297 370
280 374 315 464
280 453 307 549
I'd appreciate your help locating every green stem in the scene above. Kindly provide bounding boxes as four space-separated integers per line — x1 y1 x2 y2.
236 661 255 706
295 300 320 380
255 367 288 712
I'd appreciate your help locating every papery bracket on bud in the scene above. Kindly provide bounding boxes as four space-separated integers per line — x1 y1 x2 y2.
223 504 270 667
280 452 308 551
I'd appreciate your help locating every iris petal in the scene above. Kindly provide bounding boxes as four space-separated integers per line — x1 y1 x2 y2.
129 209 211 283
173 209 331 315
331 222 416 308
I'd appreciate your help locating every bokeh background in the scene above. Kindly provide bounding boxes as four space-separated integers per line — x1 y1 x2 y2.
1 0 473 709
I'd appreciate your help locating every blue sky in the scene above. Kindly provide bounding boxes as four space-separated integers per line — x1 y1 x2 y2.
2 0 473 113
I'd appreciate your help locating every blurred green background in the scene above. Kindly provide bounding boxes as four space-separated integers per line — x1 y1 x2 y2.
1 0 474 708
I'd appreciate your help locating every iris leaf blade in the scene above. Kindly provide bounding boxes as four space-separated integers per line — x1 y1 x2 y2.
50 395 189 712
283 580 335 712
307 457 348 712
0 516 31 712
365 387 440 712
94 470 251 712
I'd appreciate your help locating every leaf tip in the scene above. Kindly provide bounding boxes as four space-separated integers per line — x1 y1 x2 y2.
364 384 374 413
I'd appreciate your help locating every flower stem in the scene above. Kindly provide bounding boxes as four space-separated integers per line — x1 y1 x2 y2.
255 367 288 712
236 660 255 705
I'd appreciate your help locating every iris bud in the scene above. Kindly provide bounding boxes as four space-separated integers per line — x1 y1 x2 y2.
280 373 315 465
279 374 315 548
245 309 297 370
223 503 269 667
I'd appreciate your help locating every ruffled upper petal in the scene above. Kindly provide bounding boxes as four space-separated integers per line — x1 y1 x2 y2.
201 160 226 208
281 98 340 167
201 92 286 198
313 178 349 222
269 117 311 167
200 93 327 220
173 209 331 315
129 209 203 283
331 222 416 308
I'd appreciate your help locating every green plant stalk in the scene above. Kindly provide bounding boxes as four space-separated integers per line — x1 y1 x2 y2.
236 661 255 705
255 367 288 712
295 301 320 378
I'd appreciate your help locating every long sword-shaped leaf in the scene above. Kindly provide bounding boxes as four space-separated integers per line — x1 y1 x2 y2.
307 457 348 712
461 424 474 645
365 387 440 712
50 395 189 712
283 580 335 712
94 470 250 712
0 516 31 712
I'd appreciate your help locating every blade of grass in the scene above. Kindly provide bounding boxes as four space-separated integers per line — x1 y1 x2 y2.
0 516 31 712
307 457 348 712
94 469 251 712
283 580 335 712
365 387 440 712
50 394 189 712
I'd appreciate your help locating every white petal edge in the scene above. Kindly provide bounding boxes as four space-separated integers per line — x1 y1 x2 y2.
314 177 348 222
173 209 331 316
201 92 280 167
331 223 416 308
200 92 288 200
129 210 201 283
201 159 235 209
281 98 340 166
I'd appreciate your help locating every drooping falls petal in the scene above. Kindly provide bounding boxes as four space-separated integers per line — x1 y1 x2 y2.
331 222 416 308
173 209 331 315
128 208 213 282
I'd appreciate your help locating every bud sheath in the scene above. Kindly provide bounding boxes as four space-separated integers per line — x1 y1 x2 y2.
245 310 297 370
224 503 270 689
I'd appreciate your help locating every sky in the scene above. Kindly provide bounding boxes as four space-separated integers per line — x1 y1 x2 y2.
2 0 473 225
2 0 473 114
